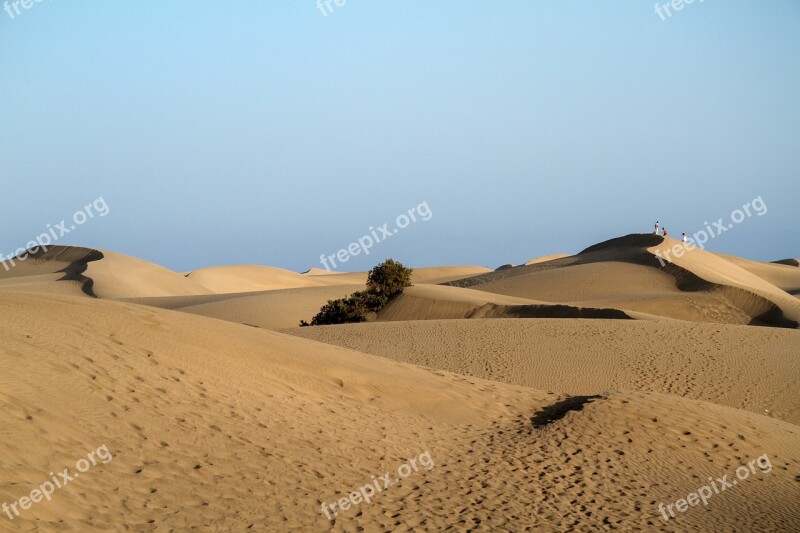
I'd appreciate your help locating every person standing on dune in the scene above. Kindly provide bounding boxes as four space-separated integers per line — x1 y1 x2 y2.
682 232 687 243
654 221 660 234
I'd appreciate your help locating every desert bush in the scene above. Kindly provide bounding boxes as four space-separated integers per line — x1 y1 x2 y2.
351 289 389 312
309 295 368 326
366 258 412 298
301 259 412 326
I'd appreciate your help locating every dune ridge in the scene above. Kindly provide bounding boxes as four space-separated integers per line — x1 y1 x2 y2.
445 234 799 328
185 264 326 293
0 245 104 296
377 284 635 322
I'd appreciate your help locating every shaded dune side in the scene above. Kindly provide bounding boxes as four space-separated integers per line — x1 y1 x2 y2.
448 234 798 328
590 236 798 327
712 252 800 294
1 246 214 299
377 284 634 322
773 258 799 267
487 304 634 320
655 262 796 328
472 303 631 320
0 245 104 296
445 234 666 289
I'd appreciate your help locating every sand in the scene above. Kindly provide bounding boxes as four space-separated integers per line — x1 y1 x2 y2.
525 253 570 265
186 264 327 293
288 319 800 424
1 235 799 531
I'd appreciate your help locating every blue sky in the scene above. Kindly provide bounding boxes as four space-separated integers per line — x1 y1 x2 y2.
1 1 798 271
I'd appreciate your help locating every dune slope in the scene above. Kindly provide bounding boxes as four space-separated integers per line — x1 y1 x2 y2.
0 246 102 296
448 234 799 328
185 264 326 293
378 284 637 322
179 284 366 329
288 318 800 425
1 293 799 530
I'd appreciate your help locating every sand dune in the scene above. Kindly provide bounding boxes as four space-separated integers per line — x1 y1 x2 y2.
409 266 493 284
185 264 326 293
1 246 490 302
85 250 213 298
0 246 101 297
301 267 341 275
162 281 643 332
648 237 800 327
446 234 799 328
304 265 492 287
713 252 800 295
0 246 213 298
179 284 365 329
304 271 369 286
152 270 516 331
289 318 800 425
3 238 799 531
2 292 799 531
377 283 637 322
525 253 570 265
464 260 758 324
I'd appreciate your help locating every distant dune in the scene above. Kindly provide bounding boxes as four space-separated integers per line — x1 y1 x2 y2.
0 245 102 296
0 246 212 298
446 234 799 328
303 265 492 287
713 252 800 295
86 250 212 298
525 253 570 265
186 264 325 293
179 284 365 329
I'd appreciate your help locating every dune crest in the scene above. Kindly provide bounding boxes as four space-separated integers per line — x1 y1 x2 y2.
185 264 325 293
0 245 103 296
525 253 569 265
443 234 799 328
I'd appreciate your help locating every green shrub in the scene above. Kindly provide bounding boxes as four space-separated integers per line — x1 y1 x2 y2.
351 289 388 312
301 259 413 326
309 295 368 326
366 258 412 298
